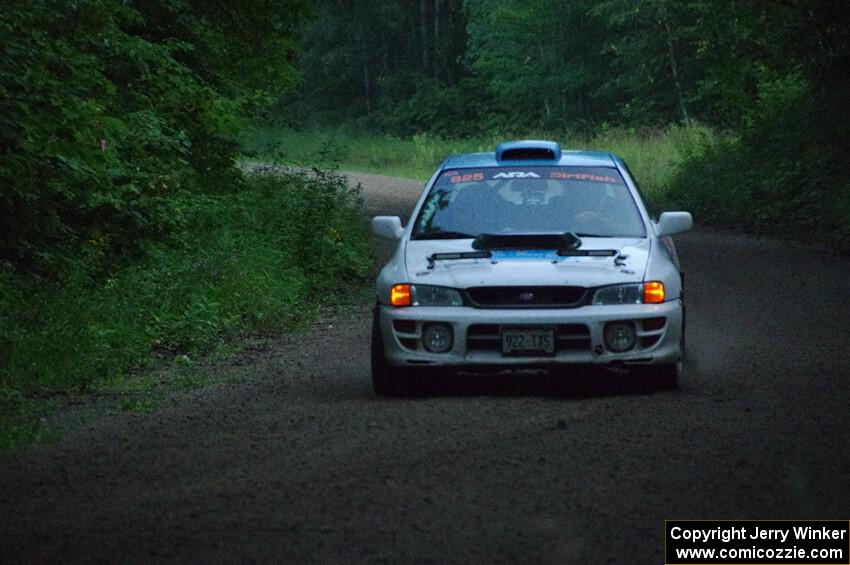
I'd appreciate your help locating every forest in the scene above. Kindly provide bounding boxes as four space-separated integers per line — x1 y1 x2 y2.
283 0 849 242
1 0 849 432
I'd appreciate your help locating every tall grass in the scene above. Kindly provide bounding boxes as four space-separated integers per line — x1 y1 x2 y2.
242 124 715 203
243 126 497 180
586 126 714 207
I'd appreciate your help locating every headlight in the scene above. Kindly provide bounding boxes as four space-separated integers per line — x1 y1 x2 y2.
592 283 643 305
592 282 666 305
412 285 464 306
390 284 463 307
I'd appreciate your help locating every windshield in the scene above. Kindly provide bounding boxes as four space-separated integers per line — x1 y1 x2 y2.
412 166 646 239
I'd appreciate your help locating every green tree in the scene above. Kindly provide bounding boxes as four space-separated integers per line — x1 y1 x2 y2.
0 0 308 275
283 0 470 132
465 0 609 130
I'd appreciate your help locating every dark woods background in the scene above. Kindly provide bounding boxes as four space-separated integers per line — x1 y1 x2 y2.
288 0 850 244
292 1 849 135
2 0 849 278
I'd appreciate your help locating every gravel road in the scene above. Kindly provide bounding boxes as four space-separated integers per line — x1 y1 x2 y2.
1 171 849 564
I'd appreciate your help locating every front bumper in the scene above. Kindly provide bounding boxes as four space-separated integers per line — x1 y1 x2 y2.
379 301 683 368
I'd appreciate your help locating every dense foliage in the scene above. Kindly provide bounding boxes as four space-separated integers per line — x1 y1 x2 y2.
1 0 308 276
668 2 850 246
1 167 369 396
0 1 373 416
284 0 849 247
288 1 849 133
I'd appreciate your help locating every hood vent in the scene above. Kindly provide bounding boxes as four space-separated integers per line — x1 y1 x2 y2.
472 232 580 251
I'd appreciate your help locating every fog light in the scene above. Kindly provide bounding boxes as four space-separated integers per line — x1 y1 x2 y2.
422 323 453 353
604 322 636 352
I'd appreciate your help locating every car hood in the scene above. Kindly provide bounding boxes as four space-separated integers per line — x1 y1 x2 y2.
404 238 650 288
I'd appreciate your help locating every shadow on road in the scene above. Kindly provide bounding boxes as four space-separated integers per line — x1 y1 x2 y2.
388 368 679 400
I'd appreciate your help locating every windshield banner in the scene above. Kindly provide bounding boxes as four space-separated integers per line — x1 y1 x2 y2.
438 167 625 186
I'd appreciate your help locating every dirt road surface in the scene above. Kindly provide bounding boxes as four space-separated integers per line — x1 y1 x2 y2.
2 172 849 564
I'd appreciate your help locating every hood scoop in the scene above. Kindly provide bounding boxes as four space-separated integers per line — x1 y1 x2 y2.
471 232 581 252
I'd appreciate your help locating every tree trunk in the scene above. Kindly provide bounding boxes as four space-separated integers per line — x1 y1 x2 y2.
539 42 550 118
363 60 371 114
433 0 440 80
358 28 371 114
381 27 389 74
660 2 690 124
446 3 454 83
420 0 428 73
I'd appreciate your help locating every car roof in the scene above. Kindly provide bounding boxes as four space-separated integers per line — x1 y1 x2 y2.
441 149 618 170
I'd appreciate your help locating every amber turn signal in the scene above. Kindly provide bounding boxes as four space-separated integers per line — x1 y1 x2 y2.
643 281 665 304
390 284 412 307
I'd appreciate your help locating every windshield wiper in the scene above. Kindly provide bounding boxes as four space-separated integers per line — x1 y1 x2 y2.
555 248 628 267
426 251 492 269
556 249 618 257
416 231 475 240
573 232 612 238
573 232 637 238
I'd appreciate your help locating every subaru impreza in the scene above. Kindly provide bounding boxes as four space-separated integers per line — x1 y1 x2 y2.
371 140 692 395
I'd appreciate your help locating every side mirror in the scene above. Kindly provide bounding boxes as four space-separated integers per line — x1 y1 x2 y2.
657 212 693 236
372 216 404 240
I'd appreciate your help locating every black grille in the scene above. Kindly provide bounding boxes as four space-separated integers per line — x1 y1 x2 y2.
465 286 587 308
641 317 667 331
639 335 661 349
467 324 591 353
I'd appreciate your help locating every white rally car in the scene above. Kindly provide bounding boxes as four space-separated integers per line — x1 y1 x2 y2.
371 140 692 395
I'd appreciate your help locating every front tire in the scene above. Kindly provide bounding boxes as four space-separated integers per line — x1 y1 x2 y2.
371 308 411 396
632 361 680 391
652 361 681 390
636 310 684 391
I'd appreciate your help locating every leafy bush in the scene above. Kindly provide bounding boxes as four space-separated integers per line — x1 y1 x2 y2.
371 78 491 138
668 75 850 250
0 0 307 277
0 169 370 397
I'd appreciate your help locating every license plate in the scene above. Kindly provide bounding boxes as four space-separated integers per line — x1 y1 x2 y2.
501 327 555 356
